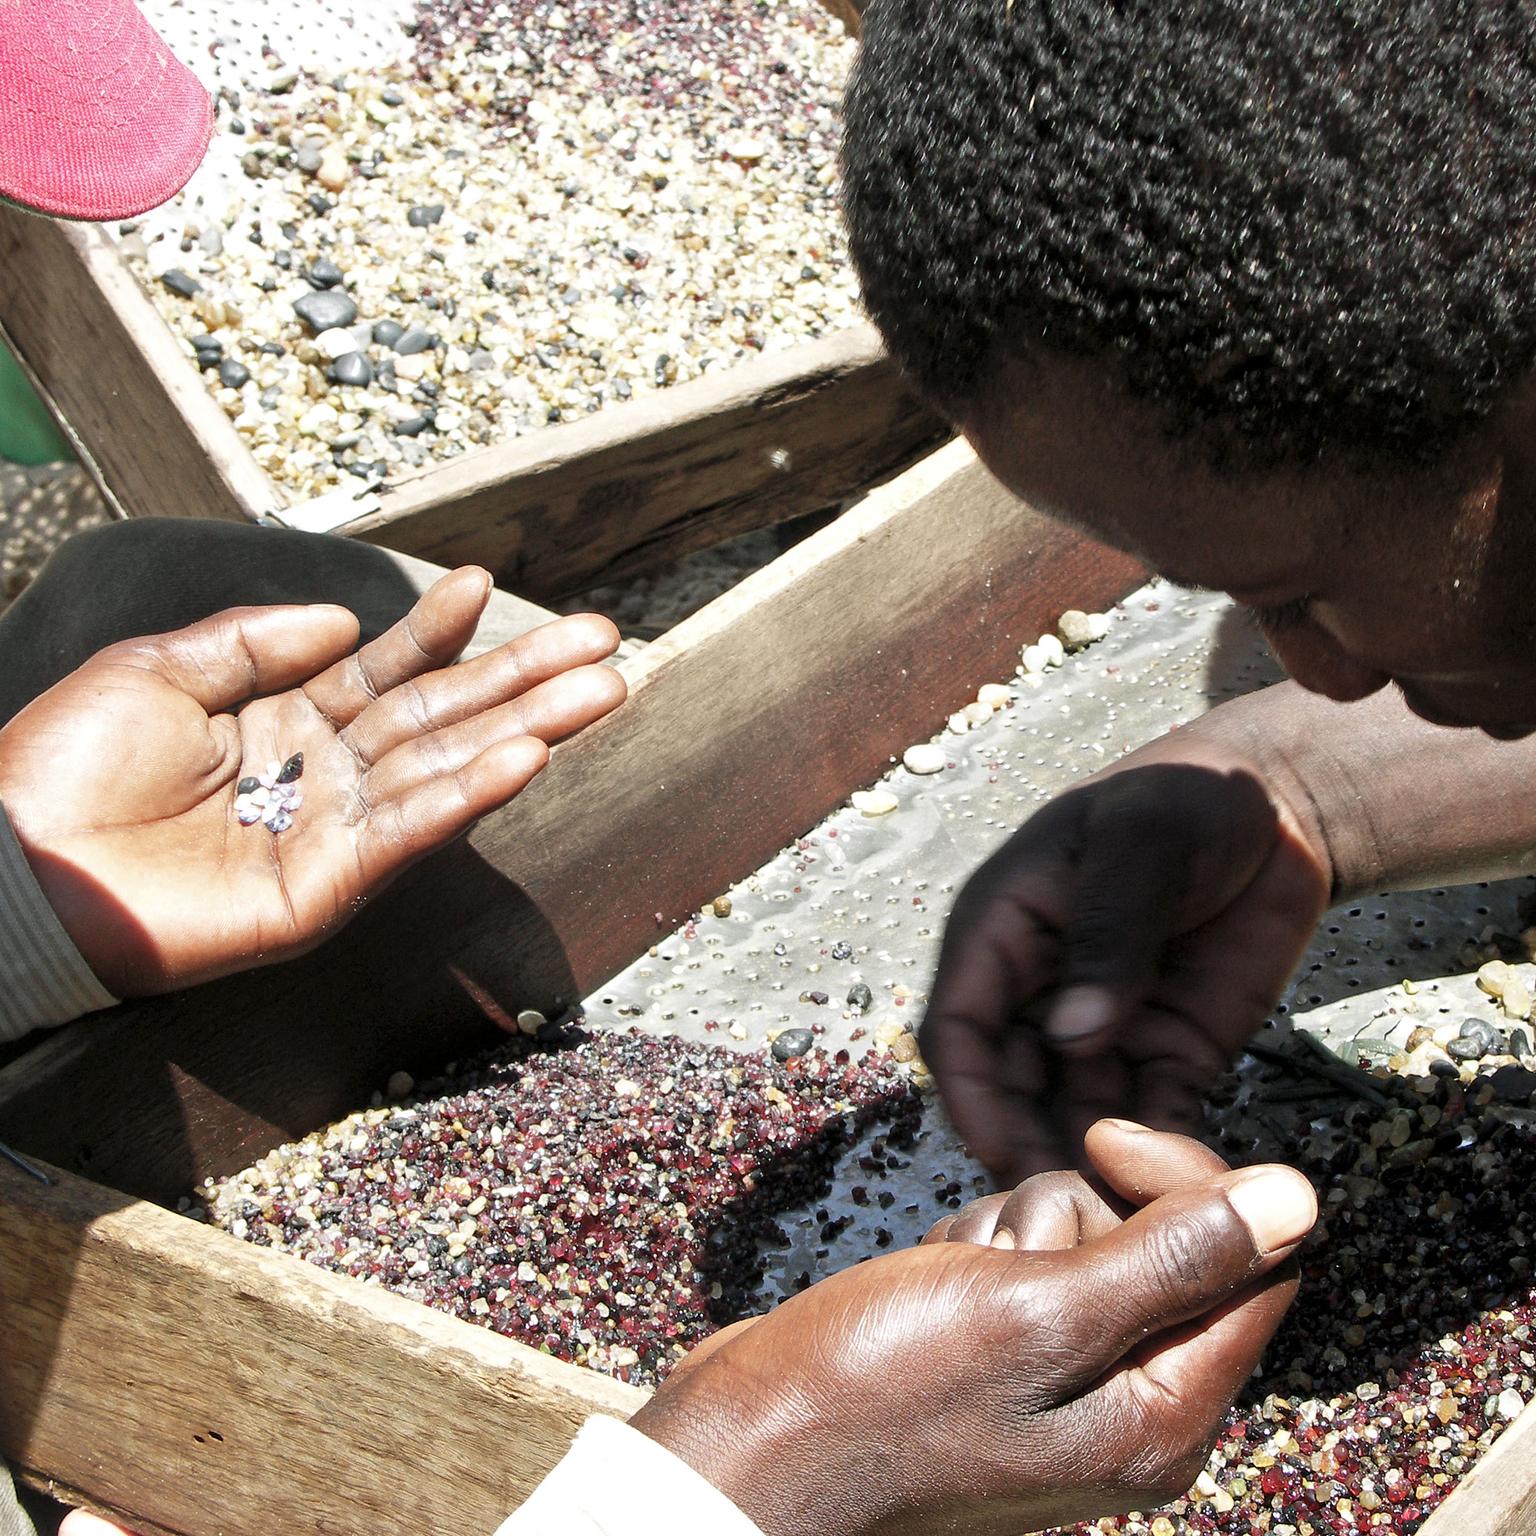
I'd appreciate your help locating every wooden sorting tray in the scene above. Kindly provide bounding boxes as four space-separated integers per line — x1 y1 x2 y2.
0 1 940 604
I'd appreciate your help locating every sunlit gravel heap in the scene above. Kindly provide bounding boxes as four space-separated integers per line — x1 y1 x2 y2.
120 0 859 501
199 1026 920 1385
1049 1039 1536 1536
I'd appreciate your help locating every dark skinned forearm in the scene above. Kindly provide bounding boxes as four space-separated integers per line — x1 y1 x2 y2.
1144 679 1536 903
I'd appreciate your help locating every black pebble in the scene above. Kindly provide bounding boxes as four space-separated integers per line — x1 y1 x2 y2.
407 203 445 227
160 269 201 298
772 1028 815 1062
372 319 404 347
259 341 286 357
329 352 373 388
1449 1017 1503 1061
237 777 260 795
381 88 404 107
273 249 293 269
276 753 304 784
392 326 433 356
830 941 853 961
194 348 222 372
307 193 333 216
293 290 359 333
306 257 344 289
218 359 251 389
393 414 431 437
846 982 874 1011
189 333 222 357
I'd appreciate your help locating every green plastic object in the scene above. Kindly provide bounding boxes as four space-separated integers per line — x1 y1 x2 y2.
0 338 73 465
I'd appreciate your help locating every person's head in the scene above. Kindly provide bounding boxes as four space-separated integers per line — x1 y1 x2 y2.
842 0 1536 734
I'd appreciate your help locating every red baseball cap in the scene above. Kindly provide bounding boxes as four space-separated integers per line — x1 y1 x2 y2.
0 0 213 220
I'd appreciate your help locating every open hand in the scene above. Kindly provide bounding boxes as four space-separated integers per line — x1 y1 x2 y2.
919 739 1332 1182
0 567 625 995
633 1124 1315 1536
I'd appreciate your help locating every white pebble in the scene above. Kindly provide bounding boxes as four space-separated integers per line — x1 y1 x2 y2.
902 743 947 775
977 683 1012 710
851 789 899 817
1020 644 1049 675
516 1008 547 1037
1497 1388 1526 1421
963 700 993 728
946 710 969 735
1035 633 1066 666
315 327 361 360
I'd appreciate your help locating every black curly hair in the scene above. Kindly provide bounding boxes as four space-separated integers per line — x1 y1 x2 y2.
841 0 1536 465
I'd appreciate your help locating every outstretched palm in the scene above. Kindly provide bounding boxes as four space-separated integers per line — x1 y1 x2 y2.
0 567 625 996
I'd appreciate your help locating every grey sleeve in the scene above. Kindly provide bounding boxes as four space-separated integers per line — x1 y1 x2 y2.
0 801 117 1043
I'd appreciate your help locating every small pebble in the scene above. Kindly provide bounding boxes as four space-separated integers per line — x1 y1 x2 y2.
851 788 899 816
217 359 250 389
407 203 445 227
976 683 1011 710
386 1070 415 1099
1449 1017 1502 1061
293 290 360 334
392 326 434 356
846 982 874 1012
276 753 304 784
306 257 345 289
329 352 374 388
711 896 732 919
315 145 350 193
771 1027 815 1062
902 744 947 776
372 319 405 347
516 1009 547 1038
160 269 201 298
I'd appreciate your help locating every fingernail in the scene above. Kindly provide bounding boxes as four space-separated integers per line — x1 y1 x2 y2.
990 1227 1017 1250
1046 984 1118 1043
1225 1168 1318 1255
1100 1117 1151 1134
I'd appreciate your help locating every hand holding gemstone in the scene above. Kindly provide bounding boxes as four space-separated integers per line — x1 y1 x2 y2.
0 568 626 995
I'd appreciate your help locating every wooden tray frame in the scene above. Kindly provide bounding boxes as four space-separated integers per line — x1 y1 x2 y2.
0 1 940 603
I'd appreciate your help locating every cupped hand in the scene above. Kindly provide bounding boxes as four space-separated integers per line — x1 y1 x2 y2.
633 1129 1315 1536
919 740 1332 1183
0 567 625 995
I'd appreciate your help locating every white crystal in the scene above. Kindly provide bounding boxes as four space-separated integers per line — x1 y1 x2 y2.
851 789 899 817
902 743 946 775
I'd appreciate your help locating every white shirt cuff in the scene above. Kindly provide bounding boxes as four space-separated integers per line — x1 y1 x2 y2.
493 1416 767 1536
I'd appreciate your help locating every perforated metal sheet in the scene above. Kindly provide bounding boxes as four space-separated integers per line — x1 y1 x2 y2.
579 580 1535 1294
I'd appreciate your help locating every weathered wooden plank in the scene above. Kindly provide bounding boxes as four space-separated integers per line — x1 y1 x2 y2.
0 441 1144 1206
0 1156 643 1536
0 207 282 523
342 324 947 600
1419 1399 1536 1535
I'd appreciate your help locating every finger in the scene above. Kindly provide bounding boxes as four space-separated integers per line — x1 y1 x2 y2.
355 735 550 889
361 664 626 804
104 604 361 714
303 566 493 728
1081 1118 1230 1206
1045 767 1277 1057
341 612 622 766
927 1192 1012 1246
995 1170 1121 1251
60 1514 139 1536
1038 1163 1316 1389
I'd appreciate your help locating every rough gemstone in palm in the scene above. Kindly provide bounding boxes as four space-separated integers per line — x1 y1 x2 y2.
276 753 304 784
234 798 263 826
236 776 261 796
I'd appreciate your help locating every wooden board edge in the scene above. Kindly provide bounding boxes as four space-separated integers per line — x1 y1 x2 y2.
0 1156 646 1536
340 322 947 598
0 208 282 523
1418 1395 1536 1534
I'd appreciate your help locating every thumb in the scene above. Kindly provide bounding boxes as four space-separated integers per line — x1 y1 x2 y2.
103 604 362 714
1034 1163 1316 1392
1046 764 1278 1055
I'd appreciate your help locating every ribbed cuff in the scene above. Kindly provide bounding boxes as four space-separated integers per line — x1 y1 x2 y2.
0 802 117 1042
493 1416 767 1536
